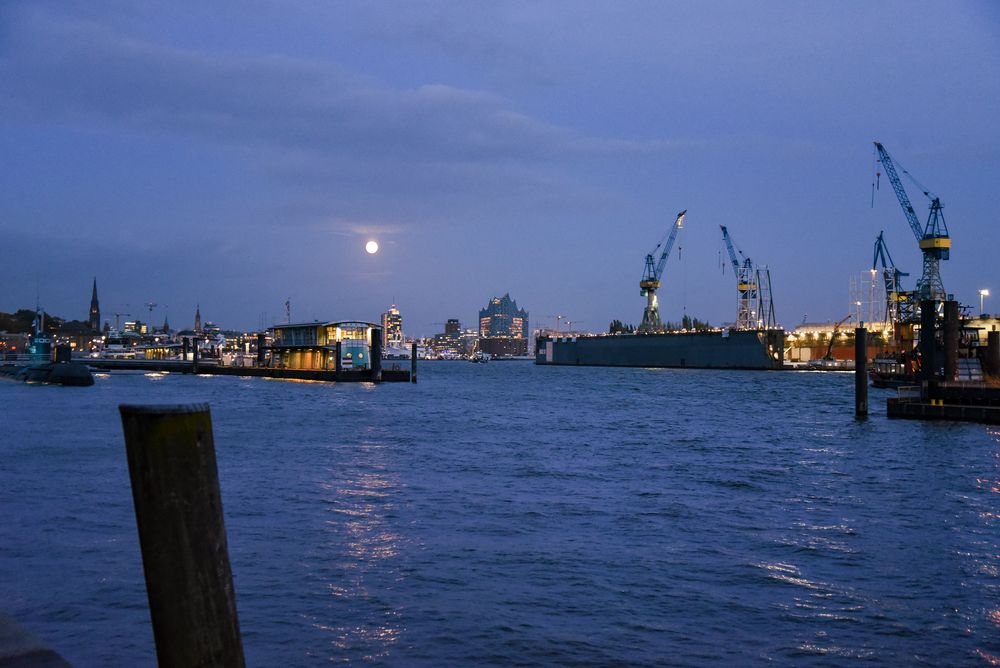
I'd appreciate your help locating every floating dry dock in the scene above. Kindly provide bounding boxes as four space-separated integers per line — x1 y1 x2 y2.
535 329 785 370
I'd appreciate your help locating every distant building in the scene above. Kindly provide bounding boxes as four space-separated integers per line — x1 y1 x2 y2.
479 293 529 357
195 304 202 333
88 278 100 331
381 304 403 348
445 318 461 335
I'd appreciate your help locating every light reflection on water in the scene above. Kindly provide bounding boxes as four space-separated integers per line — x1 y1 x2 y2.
316 443 403 660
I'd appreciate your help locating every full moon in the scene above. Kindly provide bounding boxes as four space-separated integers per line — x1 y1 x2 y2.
365 240 379 254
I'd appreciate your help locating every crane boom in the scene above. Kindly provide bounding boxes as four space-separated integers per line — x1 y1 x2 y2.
872 141 950 306
874 142 923 242
719 225 742 270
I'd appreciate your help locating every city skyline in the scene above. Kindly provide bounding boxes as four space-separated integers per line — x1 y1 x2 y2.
2 2 998 335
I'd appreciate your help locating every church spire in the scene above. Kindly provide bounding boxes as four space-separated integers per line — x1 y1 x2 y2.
88 277 101 331
195 304 202 333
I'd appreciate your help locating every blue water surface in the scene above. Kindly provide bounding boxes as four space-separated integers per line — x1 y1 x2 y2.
1 363 999 666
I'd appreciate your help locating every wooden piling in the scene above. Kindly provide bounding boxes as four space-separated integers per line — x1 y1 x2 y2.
944 300 959 382
182 338 190 365
411 342 417 383
370 331 382 382
987 330 1000 377
335 340 343 376
118 404 245 668
256 334 266 366
855 327 867 416
919 299 937 382
192 341 200 374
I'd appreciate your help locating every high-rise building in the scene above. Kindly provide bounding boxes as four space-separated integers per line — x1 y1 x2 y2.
88 278 101 331
381 304 403 348
445 319 461 335
479 293 529 357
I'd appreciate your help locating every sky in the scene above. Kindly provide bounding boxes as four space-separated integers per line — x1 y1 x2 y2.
1 1 998 335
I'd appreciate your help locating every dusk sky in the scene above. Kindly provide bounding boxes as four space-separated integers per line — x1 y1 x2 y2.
2 1 998 335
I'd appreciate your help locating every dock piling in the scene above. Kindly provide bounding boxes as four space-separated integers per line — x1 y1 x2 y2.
411 342 417 383
256 334 266 366
944 300 959 382
919 300 937 383
118 404 245 668
987 330 1000 378
192 341 200 374
370 331 382 382
855 326 868 417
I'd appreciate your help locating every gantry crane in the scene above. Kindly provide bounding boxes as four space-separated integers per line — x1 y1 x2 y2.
720 225 776 330
872 231 912 332
873 142 950 310
638 209 687 332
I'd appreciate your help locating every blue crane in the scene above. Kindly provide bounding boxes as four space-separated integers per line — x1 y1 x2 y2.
638 209 687 332
872 231 912 328
873 142 950 307
720 225 759 330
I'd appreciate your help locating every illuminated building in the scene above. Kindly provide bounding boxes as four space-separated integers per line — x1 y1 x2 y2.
381 304 403 348
479 293 529 357
269 321 382 370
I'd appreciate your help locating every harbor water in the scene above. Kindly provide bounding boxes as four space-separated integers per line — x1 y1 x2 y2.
2 364 999 665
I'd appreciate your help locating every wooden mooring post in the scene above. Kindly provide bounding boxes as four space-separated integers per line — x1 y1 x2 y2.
118 404 245 668
855 326 868 417
411 341 418 383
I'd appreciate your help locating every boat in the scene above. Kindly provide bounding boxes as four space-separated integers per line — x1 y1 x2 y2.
470 351 491 363
535 329 784 370
0 310 94 386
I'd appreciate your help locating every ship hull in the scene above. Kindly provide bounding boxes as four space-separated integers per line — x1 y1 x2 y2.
535 330 784 370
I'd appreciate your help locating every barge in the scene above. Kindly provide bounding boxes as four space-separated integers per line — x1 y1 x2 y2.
535 329 784 370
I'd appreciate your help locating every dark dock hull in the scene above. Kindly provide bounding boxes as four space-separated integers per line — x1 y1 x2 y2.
535 330 784 370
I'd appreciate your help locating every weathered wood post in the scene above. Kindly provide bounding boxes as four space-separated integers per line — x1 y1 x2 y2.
987 329 1000 378
118 404 245 668
411 342 418 383
370 329 382 382
919 300 937 383
192 340 200 374
335 340 343 376
182 338 189 365
943 300 959 382
256 333 266 367
855 326 868 416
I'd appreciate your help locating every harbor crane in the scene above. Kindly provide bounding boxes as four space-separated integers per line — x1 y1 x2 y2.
872 231 912 330
720 225 776 330
823 314 854 362
638 210 687 332
873 141 950 310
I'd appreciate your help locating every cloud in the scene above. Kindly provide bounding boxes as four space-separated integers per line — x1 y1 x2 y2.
0 9 684 168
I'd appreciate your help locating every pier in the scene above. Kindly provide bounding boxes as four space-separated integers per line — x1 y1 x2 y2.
86 358 411 383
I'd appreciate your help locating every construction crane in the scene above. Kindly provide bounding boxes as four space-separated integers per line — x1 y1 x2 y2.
638 210 687 332
720 225 776 330
824 314 854 361
872 231 912 330
720 225 759 330
873 142 950 309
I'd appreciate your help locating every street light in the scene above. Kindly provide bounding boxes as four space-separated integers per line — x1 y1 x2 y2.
980 289 990 315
